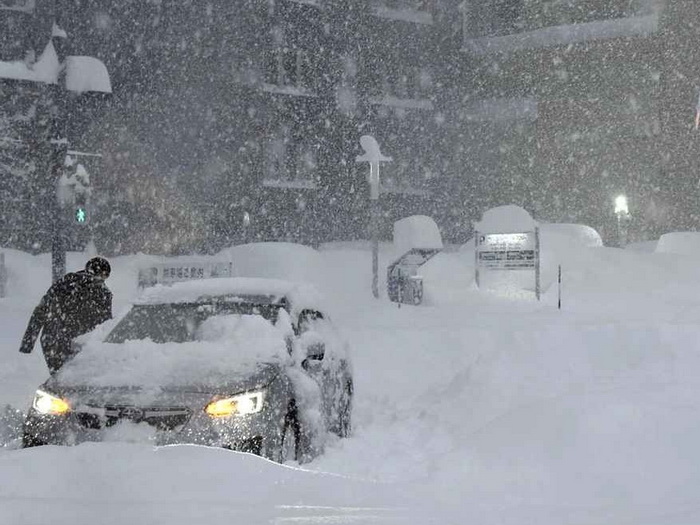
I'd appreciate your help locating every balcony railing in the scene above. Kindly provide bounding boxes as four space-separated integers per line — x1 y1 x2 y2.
370 0 433 25
463 0 662 55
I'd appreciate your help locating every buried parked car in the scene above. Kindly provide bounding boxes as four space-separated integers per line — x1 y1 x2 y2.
22 277 353 463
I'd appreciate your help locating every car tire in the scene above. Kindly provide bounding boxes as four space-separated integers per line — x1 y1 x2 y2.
279 402 301 464
337 380 353 438
21 432 46 449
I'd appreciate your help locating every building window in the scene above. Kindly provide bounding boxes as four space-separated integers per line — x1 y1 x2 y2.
263 26 313 91
262 126 318 189
376 65 432 100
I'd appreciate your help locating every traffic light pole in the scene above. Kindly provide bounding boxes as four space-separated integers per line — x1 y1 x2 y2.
51 205 66 282
51 140 68 283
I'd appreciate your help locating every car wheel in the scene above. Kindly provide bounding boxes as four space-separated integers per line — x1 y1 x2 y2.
337 380 353 438
279 403 300 464
21 432 46 448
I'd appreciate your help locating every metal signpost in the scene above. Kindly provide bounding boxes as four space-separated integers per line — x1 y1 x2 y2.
474 229 541 300
356 135 391 299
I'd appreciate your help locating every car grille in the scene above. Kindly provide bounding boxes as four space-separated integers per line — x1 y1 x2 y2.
76 406 191 431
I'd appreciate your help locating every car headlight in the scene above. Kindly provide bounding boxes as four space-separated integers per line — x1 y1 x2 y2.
32 390 71 415
205 390 265 418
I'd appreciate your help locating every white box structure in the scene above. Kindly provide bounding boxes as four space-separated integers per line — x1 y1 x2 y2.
475 230 540 300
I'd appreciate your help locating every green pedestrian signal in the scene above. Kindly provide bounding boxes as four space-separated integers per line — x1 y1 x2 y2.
75 207 87 224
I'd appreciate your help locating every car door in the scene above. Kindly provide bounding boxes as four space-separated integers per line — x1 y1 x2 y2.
296 309 346 427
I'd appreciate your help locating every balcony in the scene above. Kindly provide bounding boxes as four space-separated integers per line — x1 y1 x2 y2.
286 0 321 6
368 66 434 111
461 97 538 123
262 47 317 98
370 0 433 25
462 0 662 55
262 132 319 190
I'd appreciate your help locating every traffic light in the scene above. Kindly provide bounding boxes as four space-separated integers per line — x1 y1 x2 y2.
73 192 89 225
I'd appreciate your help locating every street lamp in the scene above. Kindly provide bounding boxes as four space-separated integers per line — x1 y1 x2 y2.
614 194 630 247
356 135 392 299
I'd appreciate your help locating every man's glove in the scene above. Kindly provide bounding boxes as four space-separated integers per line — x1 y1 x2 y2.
19 342 33 354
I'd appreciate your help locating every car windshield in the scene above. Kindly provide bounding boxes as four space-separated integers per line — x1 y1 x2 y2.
105 302 282 344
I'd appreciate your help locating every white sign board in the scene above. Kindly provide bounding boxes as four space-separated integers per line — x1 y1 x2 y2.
475 229 540 299
138 261 233 289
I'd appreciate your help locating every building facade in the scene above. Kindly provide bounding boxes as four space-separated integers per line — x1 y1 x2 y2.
5 0 700 253
453 0 700 244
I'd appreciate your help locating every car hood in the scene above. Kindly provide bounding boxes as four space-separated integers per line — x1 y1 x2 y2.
50 334 290 390
44 362 282 407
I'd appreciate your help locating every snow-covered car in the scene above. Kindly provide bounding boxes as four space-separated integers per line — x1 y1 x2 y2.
22 277 353 463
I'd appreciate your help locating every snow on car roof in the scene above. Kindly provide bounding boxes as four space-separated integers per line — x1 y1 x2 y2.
57 313 292 389
135 277 325 316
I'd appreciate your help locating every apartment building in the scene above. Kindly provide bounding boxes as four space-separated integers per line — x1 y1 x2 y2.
454 0 700 243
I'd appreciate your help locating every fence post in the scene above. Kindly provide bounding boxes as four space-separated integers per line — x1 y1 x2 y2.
0 252 7 298
558 265 562 310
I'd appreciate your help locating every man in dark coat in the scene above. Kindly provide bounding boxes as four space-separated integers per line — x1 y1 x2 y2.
19 257 113 373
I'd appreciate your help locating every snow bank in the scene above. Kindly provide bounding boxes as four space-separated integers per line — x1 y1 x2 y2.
218 242 323 287
626 240 658 252
7 238 700 524
392 215 443 255
0 443 415 525
412 252 473 305
539 223 603 248
655 232 700 256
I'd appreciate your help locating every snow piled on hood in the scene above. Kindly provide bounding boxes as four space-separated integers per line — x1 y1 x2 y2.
56 313 290 388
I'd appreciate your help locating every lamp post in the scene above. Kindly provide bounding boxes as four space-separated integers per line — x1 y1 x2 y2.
614 194 630 248
356 135 391 299
242 211 251 244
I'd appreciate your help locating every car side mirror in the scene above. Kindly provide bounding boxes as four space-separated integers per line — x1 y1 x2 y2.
296 331 325 369
305 341 325 361
301 344 325 371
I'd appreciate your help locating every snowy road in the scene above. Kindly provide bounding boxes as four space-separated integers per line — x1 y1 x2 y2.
3 242 700 524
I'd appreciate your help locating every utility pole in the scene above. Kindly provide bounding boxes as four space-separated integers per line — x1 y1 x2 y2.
356 135 392 299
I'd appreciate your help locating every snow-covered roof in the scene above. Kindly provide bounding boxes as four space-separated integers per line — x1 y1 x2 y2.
0 41 59 84
135 277 325 315
393 215 443 253
475 205 537 233
0 43 111 93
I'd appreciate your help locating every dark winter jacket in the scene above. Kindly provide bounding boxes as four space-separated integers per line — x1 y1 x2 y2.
19 270 113 358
